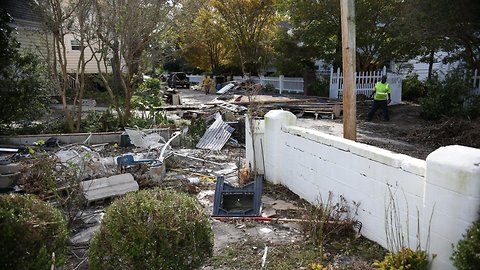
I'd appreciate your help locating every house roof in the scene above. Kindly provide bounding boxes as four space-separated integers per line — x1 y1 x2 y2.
0 0 43 28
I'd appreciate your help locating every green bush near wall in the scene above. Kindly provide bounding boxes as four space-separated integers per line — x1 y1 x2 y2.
89 189 213 270
451 219 480 270
0 194 69 269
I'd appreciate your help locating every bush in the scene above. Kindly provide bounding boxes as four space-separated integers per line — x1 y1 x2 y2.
402 74 425 101
89 189 213 270
0 194 68 269
84 109 120 132
0 118 70 135
20 154 85 223
420 71 472 120
262 83 277 93
307 77 329 97
180 118 207 148
0 10 52 125
373 247 428 270
0 50 52 125
451 219 480 269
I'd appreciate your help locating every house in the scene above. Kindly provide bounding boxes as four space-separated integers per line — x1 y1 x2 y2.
1 0 111 74
0 0 49 57
392 51 460 80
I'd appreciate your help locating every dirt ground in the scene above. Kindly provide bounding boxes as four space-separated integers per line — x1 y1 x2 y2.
176 86 480 160
297 102 439 159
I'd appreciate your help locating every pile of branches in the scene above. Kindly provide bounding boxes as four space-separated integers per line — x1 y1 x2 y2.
409 117 480 148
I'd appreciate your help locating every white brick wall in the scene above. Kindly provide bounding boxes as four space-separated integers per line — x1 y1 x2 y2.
247 110 480 270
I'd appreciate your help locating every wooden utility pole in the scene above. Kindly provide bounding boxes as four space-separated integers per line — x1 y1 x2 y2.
340 0 357 141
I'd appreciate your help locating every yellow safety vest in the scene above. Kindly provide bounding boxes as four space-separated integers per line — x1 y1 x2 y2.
374 82 391 101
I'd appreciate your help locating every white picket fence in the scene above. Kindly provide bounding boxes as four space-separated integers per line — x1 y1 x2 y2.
329 67 403 105
187 74 304 94
188 68 478 101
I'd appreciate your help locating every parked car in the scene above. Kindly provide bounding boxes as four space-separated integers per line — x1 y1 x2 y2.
167 72 190 88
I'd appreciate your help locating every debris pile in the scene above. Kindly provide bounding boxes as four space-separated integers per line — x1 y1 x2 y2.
0 84 371 269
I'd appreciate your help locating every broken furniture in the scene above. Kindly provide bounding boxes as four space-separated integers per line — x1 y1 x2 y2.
116 154 162 170
212 174 263 217
117 153 168 183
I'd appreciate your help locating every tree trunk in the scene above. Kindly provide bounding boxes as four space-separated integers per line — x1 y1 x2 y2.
303 69 316 96
427 50 435 81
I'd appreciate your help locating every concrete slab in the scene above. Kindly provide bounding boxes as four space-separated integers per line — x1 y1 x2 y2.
70 225 101 245
80 173 138 203
0 163 23 175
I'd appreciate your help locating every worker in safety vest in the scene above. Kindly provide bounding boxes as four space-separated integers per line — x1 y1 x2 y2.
201 75 213 95
367 75 391 121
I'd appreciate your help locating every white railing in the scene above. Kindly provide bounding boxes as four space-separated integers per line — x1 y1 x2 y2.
188 75 304 94
329 67 403 105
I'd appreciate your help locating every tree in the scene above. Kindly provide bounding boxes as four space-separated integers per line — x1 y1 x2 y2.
211 0 278 75
0 9 51 126
278 0 341 69
406 0 480 71
180 3 231 74
280 0 418 71
92 0 180 123
273 25 317 77
36 0 97 132
0 10 19 72
36 0 77 131
71 0 96 132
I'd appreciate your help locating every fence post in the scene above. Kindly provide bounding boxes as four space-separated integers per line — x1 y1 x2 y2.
382 66 387 75
260 75 265 86
336 67 341 98
329 67 334 98
279 75 284 94
424 145 480 269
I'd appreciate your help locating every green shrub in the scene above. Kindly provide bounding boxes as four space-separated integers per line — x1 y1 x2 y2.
84 108 120 132
89 189 213 270
420 71 472 120
0 10 52 125
451 219 480 269
307 77 329 97
373 247 428 270
181 118 207 148
262 83 277 93
0 194 68 269
0 50 52 125
463 95 480 119
132 77 163 109
20 154 86 223
402 74 425 101
0 118 70 135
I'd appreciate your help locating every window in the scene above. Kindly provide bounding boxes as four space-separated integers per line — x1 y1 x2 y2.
71 39 81 50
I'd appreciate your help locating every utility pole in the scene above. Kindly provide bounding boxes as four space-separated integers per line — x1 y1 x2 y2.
340 0 357 141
